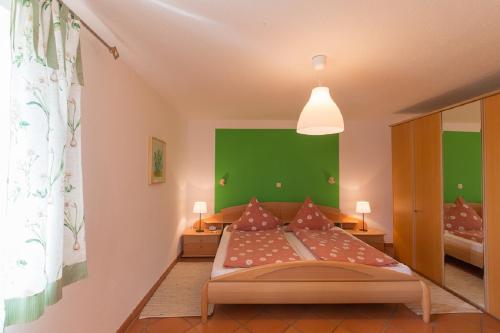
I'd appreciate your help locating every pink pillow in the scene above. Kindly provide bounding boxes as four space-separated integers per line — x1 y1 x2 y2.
232 197 281 231
289 198 330 231
444 197 483 232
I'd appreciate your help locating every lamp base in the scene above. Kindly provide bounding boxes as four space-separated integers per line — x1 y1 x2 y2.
359 214 368 232
196 215 204 232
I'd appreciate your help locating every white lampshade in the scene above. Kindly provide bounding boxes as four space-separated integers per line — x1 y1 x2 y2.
297 86 345 135
193 201 208 214
356 201 371 214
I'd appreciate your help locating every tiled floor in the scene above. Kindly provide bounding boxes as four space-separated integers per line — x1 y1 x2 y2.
126 303 500 333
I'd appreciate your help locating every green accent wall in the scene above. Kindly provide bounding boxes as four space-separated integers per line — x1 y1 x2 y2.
215 129 339 212
443 131 482 203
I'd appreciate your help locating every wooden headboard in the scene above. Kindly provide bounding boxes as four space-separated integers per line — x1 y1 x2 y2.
202 202 361 228
443 202 483 218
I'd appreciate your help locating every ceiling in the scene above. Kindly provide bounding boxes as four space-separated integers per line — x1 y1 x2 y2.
77 0 500 121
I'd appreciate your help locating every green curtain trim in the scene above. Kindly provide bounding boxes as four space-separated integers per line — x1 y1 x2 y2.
62 261 88 287
29 0 40 61
9 0 16 51
3 261 88 327
76 42 84 85
46 10 58 70
59 4 68 74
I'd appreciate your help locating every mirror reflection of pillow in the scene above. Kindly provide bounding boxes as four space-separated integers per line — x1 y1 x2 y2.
444 196 483 231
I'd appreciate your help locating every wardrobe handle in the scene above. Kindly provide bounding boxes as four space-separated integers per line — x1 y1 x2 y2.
414 209 423 213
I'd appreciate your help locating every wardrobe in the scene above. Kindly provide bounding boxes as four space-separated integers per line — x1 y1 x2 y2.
392 113 443 284
391 91 500 319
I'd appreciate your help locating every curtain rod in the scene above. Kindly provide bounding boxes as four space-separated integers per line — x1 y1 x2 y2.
62 1 120 60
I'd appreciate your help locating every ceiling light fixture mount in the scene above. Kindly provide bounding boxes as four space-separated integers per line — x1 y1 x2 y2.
312 54 327 71
296 55 345 135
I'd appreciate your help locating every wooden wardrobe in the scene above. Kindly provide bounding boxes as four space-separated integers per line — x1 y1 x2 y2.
392 90 500 319
483 93 500 318
391 113 443 284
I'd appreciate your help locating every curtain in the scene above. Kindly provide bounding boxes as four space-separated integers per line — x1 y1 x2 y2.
1 0 86 328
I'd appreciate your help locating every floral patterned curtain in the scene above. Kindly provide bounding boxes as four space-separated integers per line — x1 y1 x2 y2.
1 0 86 328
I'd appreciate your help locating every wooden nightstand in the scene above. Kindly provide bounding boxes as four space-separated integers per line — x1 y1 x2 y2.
346 228 385 251
182 228 222 257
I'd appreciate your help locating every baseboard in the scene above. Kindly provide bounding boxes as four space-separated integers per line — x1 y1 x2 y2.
116 253 181 332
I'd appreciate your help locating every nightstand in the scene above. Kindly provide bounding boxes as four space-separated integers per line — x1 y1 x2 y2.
182 228 222 257
346 228 385 251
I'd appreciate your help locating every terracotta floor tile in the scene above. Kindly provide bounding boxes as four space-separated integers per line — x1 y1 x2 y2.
283 326 303 333
184 327 200 333
339 318 387 333
437 313 483 325
126 319 147 333
245 313 289 333
257 304 313 324
387 306 432 333
432 314 481 333
218 304 262 323
125 303 500 333
395 305 422 319
385 305 433 333
380 326 404 333
484 327 500 333
147 317 192 333
184 316 202 327
387 318 432 333
293 317 340 333
332 327 354 333
351 304 397 320
483 314 500 332
310 304 359 320
193 311 241 333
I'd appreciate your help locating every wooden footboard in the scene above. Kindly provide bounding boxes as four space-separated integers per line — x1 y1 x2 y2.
201 261 430 323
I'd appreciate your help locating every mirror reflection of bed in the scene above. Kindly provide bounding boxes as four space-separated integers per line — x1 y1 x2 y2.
443 200 484 306
442 101 484 308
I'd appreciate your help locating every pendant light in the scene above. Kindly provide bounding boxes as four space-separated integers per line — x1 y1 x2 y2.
296 55 344 135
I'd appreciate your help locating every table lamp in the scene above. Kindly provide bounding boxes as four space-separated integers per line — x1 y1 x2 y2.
193 201 208 232
356 201 371 232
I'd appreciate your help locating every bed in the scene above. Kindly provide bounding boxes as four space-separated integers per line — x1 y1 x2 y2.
443 202 484 268
201 202 430 323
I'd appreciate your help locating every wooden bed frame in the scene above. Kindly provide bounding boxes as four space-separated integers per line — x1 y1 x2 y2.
201 202 431 323
202 201 361 229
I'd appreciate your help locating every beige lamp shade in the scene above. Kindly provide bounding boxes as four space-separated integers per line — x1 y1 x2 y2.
297 86 345 135
356 201 371 214
193 201 208 214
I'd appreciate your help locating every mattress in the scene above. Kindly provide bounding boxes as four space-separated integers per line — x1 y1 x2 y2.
444 230 483 254
212 226 412 278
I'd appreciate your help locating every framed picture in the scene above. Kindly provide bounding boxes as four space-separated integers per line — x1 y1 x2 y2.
148 137 166 184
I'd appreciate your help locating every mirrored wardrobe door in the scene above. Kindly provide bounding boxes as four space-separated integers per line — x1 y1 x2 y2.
442 101 484 308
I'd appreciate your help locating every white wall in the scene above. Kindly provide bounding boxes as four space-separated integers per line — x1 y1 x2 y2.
339 119 394 241
6 29 188 333
185 118 395 242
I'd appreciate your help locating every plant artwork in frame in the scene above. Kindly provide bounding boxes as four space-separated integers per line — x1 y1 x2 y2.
149 137 166 184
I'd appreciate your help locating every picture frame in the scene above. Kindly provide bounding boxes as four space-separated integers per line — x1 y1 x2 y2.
148 136 166 184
